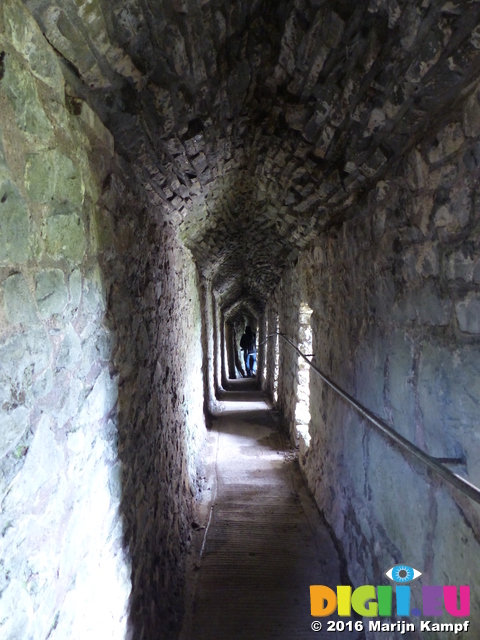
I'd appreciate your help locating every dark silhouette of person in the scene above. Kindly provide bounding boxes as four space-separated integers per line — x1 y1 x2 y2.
240 326 256 377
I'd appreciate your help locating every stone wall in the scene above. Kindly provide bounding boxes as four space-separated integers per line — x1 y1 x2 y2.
267 97 480 637
256 313 266 386
268 273 302 443
114 197 206 640
0 2 206 638
231 314 246 378
199 277 217 413
263 307 279 401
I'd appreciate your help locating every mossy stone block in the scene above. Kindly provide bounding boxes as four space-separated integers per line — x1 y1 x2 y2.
456 293 480 334
56 323 81 370
3 0 64 97
25 149 84 206
0 405 30 460
81 264 106 316
1 54 52 136
0 129 6 167
0 179 30 265
91 205 114 252
32 367 53 399
68 269 82 309
2 273 38 324
43 214 86 263
34 268 68 318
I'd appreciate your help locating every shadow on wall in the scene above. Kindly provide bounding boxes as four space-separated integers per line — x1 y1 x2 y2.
100 177 206 640
0 11 137 634
0 12 205 636
0 0 206 637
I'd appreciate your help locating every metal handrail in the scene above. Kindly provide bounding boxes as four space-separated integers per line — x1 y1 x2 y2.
261 332 480 506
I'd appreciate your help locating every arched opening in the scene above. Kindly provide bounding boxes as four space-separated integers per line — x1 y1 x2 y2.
225 312 258 379
294 303 313 449
262 318 268 383
273 314 280 404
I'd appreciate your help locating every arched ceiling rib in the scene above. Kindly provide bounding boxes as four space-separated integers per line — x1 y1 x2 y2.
23 0 480 313
224 299 261 325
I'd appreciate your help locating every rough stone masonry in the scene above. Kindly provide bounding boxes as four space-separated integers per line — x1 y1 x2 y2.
265 106 480 638
1 0 480 639
0 2 205 639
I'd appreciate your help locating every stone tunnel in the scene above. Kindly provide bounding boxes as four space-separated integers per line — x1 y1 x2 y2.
1 0 480 638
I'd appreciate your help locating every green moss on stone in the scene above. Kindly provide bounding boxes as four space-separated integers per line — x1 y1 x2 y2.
0 179 30 265
1 54 52 136
2 273 38 325
13 444 27 459
56 323 81 370
0 405 30 459
34 268 68 318
42 214 86 263
91 205 114 252
25 149 84 206
68 269 82 309
0 129 6 168
3 0 64 99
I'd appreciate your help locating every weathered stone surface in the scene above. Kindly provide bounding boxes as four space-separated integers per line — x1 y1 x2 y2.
1 54 52 136
432 491 480 623
81 264 106 317
446 246 478 281
42 213 86 262
0 6 207 639
13 0 479 318
78 102 114 155
402 242 439 280
0 579 33 638
414 281 453 326
3 0 64 97
463 88 480 138
3 0 480 637
108 461 122 500
68 268 82 308
76 370 118 429
418 342 464 458
91 205 114 252
455 293 480 334
56 323 81 369
35 268 68 318
368 433 430 567
25 150 84 206
0 179 30 265
264 104 480 635
2 273 38 324
3 416 63 513
386 331 416 442
55 377 82 428
32 366 53 398
0 327 52 387
0 405 30 460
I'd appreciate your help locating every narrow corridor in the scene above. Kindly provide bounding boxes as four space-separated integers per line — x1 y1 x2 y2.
181 379 350 640
2 3 480 637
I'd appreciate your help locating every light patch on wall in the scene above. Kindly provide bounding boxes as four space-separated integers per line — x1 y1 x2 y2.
273 315 280 403
295 303 312 449
263 318 268 382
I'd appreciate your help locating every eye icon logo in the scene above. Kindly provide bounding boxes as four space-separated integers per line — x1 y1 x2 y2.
385 564 422 584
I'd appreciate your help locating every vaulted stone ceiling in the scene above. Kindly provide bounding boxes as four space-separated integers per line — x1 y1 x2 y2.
22 0 480 315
